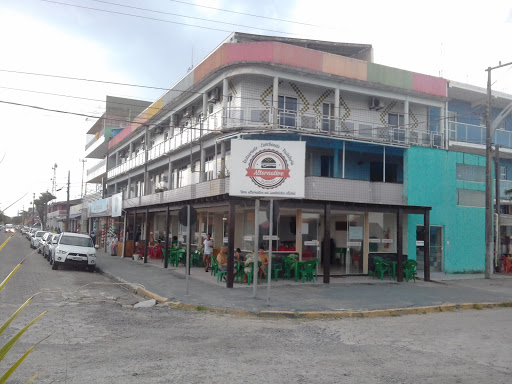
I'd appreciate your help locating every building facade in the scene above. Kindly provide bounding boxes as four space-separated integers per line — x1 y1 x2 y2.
84 33 512 279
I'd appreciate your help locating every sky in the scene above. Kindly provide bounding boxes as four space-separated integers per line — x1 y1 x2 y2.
0 0 511 218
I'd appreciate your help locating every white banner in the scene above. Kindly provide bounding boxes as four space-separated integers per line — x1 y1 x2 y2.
229 140 305 198
111 193 123 217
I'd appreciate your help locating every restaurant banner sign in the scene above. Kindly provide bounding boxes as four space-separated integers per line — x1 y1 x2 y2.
88 197 111 218
230 140 305 198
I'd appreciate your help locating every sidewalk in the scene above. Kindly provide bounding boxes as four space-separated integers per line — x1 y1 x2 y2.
95 249 512 316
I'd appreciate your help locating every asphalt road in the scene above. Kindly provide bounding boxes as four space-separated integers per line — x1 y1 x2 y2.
1 232 511 383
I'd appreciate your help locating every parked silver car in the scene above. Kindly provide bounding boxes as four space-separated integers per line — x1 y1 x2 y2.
31 231 46 249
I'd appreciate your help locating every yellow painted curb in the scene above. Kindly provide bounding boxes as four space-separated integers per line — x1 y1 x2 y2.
136 287 168 303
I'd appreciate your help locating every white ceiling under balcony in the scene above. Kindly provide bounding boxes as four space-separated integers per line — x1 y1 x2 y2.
84 135 107 159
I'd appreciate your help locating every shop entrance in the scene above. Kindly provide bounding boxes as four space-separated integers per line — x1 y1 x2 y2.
329 213 364 275
416 225 443 272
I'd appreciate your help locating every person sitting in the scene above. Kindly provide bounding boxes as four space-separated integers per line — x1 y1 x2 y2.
243 252 261 283
258 247 269 279
171 236 179 248
235 248 241 263
216 246 236 280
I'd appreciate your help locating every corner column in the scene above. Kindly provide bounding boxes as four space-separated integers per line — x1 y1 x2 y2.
323 203 331 283
273 77 279 129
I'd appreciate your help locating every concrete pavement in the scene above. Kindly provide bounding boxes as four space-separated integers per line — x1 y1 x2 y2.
94 249 512 317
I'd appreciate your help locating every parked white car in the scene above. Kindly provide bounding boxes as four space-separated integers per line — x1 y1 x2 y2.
38 232 51 254
52 232 98 272
31 231 46 249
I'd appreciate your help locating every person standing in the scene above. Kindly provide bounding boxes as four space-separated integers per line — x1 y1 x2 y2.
203 233 214 272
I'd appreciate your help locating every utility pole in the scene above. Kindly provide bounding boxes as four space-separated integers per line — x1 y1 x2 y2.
485 61 512 278
31 193 35 227
79 159 87 198
65 170 70 232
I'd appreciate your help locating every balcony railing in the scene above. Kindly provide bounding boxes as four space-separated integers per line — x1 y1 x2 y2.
87 158 107 176
85 126 106 151
108 107 447 179
224 107 444 147
448 121 512 149
108 152 145 178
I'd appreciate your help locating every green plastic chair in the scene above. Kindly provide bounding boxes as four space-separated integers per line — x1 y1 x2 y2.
403 259 417 282
210 257 219 276
299 260 317 283
176 248 186 266
191 250 201 267
245 262 261 286
217 269 227 282
283 254 298 280
373 259 389 280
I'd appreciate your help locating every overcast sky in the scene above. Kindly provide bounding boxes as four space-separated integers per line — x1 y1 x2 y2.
1 0 511 218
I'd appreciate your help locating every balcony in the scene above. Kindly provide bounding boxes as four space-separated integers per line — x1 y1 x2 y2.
86 158 107 183
448 121 512 149
107 152 145 178
223 107 444 148
121 175 403 209
85 126 107 159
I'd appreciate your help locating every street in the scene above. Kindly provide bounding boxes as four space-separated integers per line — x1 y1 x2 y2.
1 232 511 384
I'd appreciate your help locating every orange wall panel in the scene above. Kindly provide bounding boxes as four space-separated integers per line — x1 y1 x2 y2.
194 45 227 84
225 42 275 64
322 54 367 81
273 43 323 73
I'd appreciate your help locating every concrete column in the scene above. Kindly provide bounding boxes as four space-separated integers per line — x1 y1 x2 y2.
129 142 133 159
222 78 229 128
404 99 410 142
200 143 206 183
115 151 119 166
127 177 132 198
114 183 118 194
202 92 208 137
273 77 279 128
333 148 339 178
168 160 173 190
334 88 340 132
296 208 302 261
220 141 226 177
363 212 369 274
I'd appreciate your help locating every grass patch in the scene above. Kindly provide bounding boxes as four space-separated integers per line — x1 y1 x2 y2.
195 305 207 311
498 302 512 307
473 304 483 310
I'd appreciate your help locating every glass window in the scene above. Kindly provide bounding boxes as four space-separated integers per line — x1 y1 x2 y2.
457 189 485 207
278 96 297 127
368 213 396 253
456 163 485 182
500 165 507 180
60 235 93 247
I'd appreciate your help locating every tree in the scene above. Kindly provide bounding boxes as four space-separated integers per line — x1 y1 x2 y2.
0 210 8 224
34 192 56 230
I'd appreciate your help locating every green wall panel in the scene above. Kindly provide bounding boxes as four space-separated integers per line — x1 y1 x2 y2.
405 146 485 273
367 63 413 90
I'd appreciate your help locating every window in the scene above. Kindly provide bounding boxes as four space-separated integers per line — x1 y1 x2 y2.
457 189 485 207
370 162 399 182
388 113 405 142
177 165 188 188
322 103 335 132
205 156 214 181
500 165 507 180
456 164 485 183
278 96 297 127
60 236 93 247
320 155 333 177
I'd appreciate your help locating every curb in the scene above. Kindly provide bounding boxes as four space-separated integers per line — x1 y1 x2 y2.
97 267 512 318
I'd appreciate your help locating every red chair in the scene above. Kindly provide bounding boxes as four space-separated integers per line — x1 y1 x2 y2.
154 245 164 259
505 257 512 274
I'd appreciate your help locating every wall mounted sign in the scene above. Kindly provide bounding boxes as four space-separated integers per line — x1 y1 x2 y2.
229 140 305 198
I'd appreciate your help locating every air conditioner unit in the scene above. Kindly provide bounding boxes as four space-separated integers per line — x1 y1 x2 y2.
208 87 220 103
369 97 383 111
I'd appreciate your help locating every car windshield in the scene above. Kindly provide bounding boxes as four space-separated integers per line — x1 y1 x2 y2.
60 235 93 247
35 231 45 237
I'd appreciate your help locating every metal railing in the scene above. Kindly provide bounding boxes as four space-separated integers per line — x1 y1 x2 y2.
448 121 512 149
107 152 145 178
85 126 106 151
86 158 107 176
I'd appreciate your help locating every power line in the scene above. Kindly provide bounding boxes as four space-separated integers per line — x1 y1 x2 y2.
0 68 169 91
41 0 296 37
167 0 323 27
87 0 300 36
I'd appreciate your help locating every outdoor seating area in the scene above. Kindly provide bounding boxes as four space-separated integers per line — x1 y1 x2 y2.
141 248 322 285
371 256 417 282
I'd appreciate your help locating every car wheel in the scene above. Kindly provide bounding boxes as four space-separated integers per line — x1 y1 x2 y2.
52 261 58 270
49 256 53 265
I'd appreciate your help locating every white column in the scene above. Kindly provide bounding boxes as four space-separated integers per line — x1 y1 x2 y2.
273 77 279 129
404 98 410 142
222 78 228 128
202 92 208 136
334 88 340 132
200 143 206 183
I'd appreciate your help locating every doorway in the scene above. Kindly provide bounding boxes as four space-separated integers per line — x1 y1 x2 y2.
416 225 443 272
330 213 364 274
